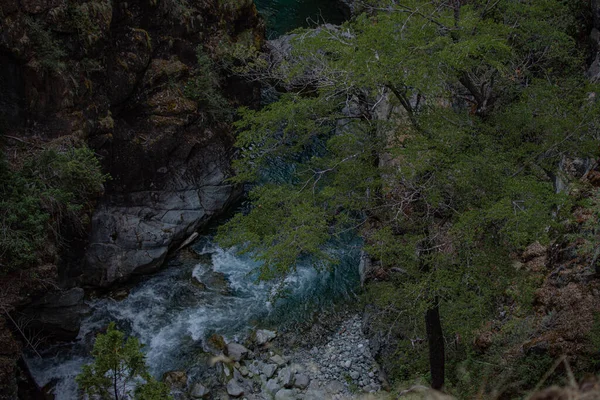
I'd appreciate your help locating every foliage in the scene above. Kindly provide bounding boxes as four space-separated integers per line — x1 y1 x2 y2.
65 0 112 46
25 17 66 72
0 145 107 273
149 0 193 28
184 47 232 122
218 0 600 391
76 322 172 400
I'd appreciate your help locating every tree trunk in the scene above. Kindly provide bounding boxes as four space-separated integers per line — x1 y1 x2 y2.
425 302 445 390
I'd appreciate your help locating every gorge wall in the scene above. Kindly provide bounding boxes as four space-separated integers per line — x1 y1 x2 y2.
0 0 264 397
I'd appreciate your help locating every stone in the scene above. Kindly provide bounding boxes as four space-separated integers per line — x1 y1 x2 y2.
227 343 249 362
325 380 345 394
248 361 263 375
190 383 210 399
278 367 294 388
226 379 244 397
343 360 351 368
275 388 296 400
262 363 277 379
265 378 281 395
303 389 328 400
350 371 360 380
294 373 310 389
255 329 277 345
270 354 287 366
163 370 187 389
21 288 88 341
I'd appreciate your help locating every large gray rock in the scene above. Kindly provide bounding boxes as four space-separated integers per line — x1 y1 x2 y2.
262 363 277 379
294 374 310 389
278 367 294 389
84 182 241 287
325 380 345 394
226 343 249 362
190 383 209 399
275 389 296 400
255 329 277 345
303 390 329 400
265 378 281 395
226 379 244 397
21 288 88 341
270 354 287 366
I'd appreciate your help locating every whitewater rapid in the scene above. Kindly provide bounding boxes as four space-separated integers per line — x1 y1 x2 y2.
26 236 359 399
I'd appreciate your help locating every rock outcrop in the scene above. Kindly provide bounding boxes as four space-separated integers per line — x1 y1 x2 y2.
0 0 264 395
0 0 264 287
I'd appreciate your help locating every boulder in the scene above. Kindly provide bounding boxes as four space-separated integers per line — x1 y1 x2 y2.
325 380 345 394
275 389 296 400
265 379 281 395
226 379 244 397
270 354 287 366
278 367 294 388
226 343 249 362
163 370 187 389
262 363 277 379
190 382 209 399
303 389 329 400
20 288 88 341
255 329 277 345
294 373 310 389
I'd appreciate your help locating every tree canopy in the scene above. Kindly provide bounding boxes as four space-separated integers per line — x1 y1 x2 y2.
217 0 600 391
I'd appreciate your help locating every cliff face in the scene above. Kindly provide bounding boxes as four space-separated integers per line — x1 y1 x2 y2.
1 0 264 288
0 0 263 396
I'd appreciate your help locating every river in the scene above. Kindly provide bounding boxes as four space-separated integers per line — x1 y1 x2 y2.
26 4 352 397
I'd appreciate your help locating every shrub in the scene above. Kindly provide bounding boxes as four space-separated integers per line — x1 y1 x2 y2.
0 144 107 273
184 47 232 122
77 322 172 400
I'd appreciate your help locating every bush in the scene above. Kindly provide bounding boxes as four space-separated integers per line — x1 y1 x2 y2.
184 48 232 122
0 145 107 273
77 322 172 400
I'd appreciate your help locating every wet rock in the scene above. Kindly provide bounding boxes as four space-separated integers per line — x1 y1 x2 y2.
256 329 277 345
190 382 209 399
109 287 130 301
193 269 231 295
206 334 227 353
226 343 249 362
163 370 187 389
294 373 310 389
21 288 88 341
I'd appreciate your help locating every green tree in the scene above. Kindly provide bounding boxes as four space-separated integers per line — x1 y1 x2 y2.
218 0 599 390
76 323 172 400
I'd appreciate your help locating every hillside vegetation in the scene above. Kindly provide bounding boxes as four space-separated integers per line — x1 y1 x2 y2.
216 0 600 397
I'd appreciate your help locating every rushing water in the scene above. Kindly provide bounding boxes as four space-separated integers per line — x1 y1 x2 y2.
27 235 360 398
255 0 348 37
26 2 353 397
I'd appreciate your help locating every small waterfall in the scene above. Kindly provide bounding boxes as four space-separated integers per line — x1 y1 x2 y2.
26 235 360 399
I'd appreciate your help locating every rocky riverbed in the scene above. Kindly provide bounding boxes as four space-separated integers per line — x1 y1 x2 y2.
178 315 387 400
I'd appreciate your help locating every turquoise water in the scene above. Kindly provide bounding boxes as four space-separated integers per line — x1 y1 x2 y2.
255 0 348 37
